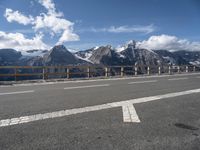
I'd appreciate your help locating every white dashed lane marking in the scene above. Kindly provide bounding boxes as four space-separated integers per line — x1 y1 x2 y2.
168 77 188 81
128 80 157 84
64 84 110 90
0 90 34 96
1 88 200 127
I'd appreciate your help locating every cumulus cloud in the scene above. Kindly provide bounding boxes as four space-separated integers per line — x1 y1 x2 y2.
35 0 79 44
38 0 56 15
83 24 155 34
4 8 34 25
3 0 79 46
137 34 200 51
0 31 49 50
33 13 79 44
58 30 79 44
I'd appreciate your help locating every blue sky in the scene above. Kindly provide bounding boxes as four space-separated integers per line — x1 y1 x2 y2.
0 0 200 51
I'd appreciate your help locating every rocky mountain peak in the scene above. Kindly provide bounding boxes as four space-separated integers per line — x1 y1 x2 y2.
51 45 68 52
43 45 78 65
126 40 136 49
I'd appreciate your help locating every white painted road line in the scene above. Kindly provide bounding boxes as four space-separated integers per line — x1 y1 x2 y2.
128 80 157 84
1 88 200 127
0 90 34 96
122 103 140 123
64 84 110 90
168 77 188 81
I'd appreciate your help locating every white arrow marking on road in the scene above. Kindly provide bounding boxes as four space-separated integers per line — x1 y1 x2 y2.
1 88 200 127
0 90 34 96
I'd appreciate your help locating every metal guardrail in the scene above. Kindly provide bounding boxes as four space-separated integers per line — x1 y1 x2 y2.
0 65 199 81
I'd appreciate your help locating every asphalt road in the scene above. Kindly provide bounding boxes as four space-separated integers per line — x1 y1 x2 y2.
0 73 200 150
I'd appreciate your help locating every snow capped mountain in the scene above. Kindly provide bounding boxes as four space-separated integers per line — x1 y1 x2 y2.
21 50 48 57
43 45 89 65
67 48 79 53
0 41 200 67
74 53 94 64
75 41 163 66
74 41 200 66
74 46 100 63
116 40 136 52
87 45 124 65
155 50 189 65
75 47 95 60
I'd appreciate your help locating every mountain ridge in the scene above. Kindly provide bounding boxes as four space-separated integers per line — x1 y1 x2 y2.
0 41 200 67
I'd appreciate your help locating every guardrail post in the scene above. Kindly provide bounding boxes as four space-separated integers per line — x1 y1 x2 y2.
134 66 138 76
193 66 196 72
14 67 17 81
186 66 188 73
67 67 70 79
158 66 161 75
168 66 171 74
121 67 124 77
177 66 180 73
45 67 48 79
42 67 45 80
105 67 108 77
105 67 109 77
147 66 150 75
87 66 90 78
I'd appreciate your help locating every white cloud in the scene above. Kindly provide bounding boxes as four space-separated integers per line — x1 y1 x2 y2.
107 24 155 34
83 24 155 34
58 30 79 44
4 8 34 25
38 0 56 15
35 0 79 44
33 14 71 33
137 34 200 51
0 31 49 50
33 13 79 44
4 0 79 46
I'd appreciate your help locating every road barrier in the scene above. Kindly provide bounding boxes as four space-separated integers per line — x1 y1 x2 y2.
0 65 199 81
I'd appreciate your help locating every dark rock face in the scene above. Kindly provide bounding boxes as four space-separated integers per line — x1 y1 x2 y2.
120 48 163 66
173 51 200 64
88 45 123 65
43 45 78 65
43 45 89 66
155 50 190 65
0 49 22 66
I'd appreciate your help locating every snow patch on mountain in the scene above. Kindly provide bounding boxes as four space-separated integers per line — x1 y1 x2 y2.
74 54 93 63
190 61 200 66
116 40 136 52
21 50 48 57
68 48 79 53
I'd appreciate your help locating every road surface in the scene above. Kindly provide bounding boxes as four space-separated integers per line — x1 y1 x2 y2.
0 73 200 150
